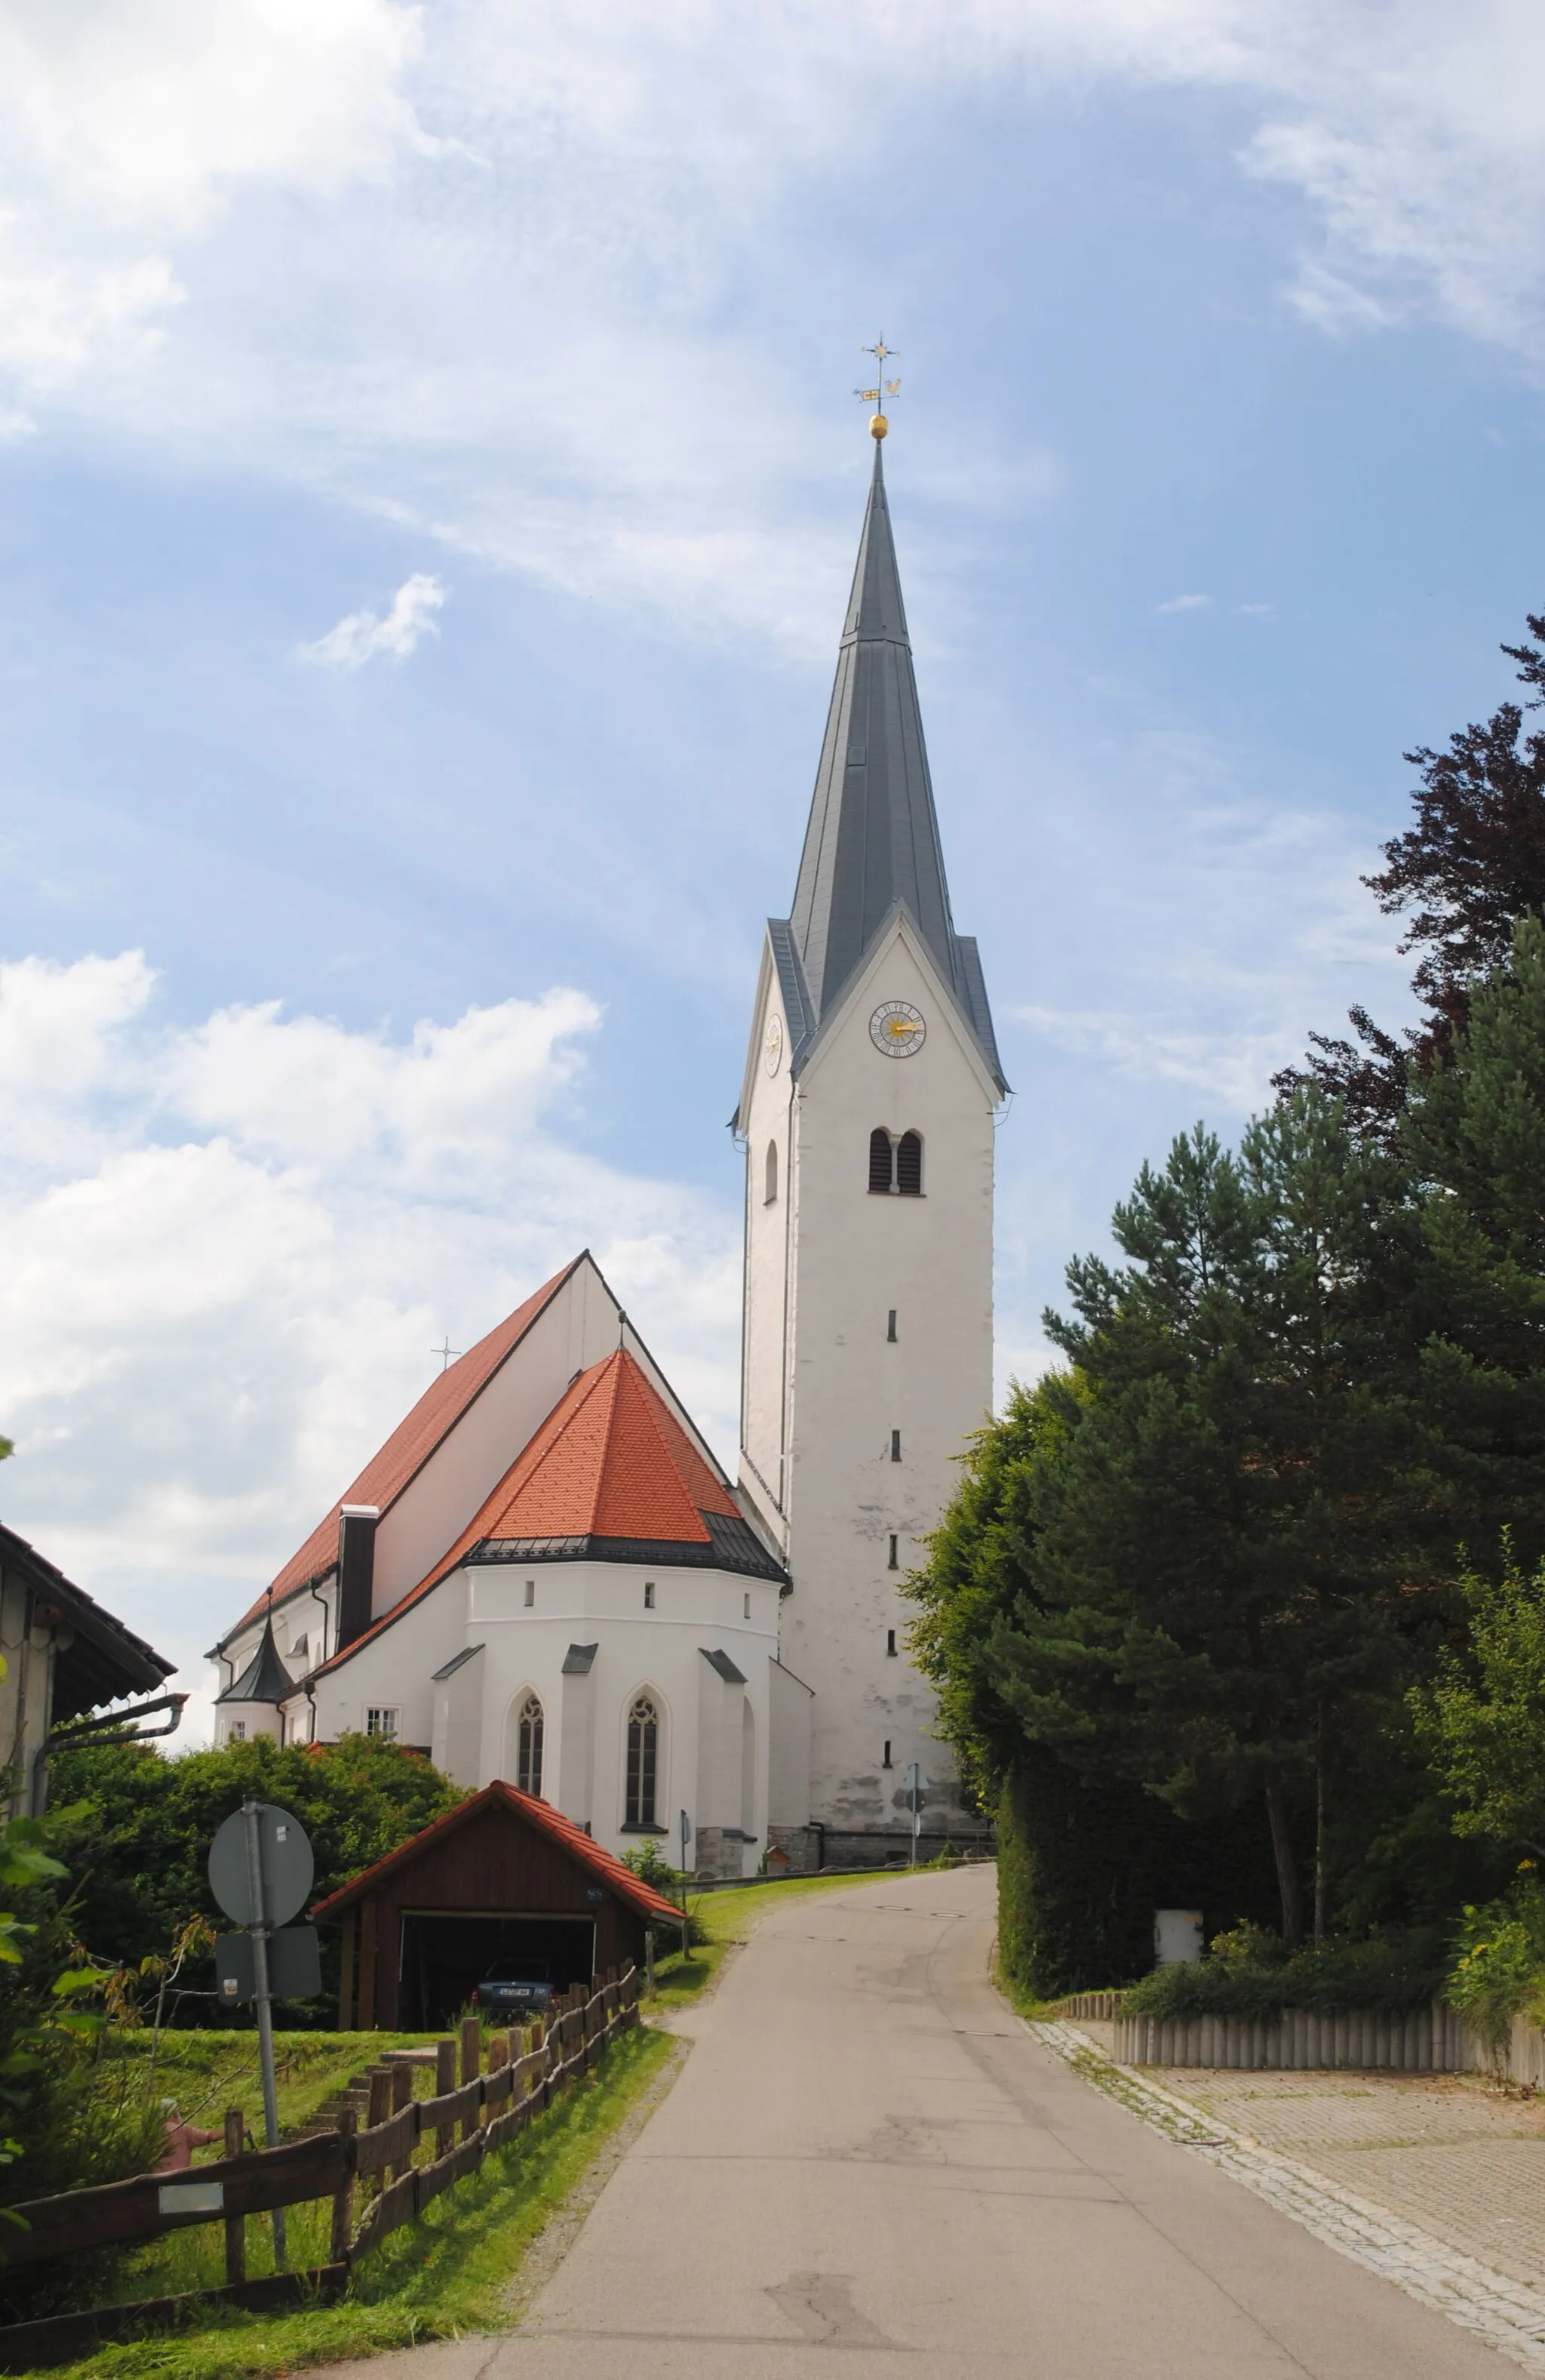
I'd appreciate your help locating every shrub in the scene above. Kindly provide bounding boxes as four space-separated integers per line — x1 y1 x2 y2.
1445 1877 1545 2059
1126 1928 1446 2021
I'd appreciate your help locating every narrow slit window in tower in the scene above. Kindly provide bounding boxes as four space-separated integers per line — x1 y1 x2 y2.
895 1130 923 1195
643 1580 655 1609
764 1139 779 1204
888 1533 898 1568
524 1579 535 1607
886 1628 897 1656
868 1127 895 1194
891 1429 902 1462
883 1739 893 1768
886 1308 897 1342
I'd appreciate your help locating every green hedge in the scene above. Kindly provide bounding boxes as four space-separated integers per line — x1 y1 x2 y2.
1123 1931 1447 2021
996 1751 1285 1998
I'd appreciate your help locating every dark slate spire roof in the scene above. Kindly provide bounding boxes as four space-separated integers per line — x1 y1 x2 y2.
776 441 1005 1090
217 1609 296 1706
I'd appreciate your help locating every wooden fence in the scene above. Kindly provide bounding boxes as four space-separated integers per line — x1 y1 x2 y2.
0 1965 640 2372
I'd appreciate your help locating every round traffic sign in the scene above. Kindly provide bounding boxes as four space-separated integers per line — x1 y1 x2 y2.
208 1803 315 1927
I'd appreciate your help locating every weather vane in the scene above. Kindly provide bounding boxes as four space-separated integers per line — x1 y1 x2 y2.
854 337 901 440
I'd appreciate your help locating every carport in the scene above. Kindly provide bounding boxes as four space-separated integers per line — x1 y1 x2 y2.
312 1779 679 2030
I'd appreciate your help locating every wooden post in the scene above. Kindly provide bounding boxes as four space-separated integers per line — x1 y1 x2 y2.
435 2037 456 2159
338 1910 357 2031
460 2013 481 2142
330 2107 357 2265
390 2059 413 2182
223 2108 245 2285
364 2062 392 2194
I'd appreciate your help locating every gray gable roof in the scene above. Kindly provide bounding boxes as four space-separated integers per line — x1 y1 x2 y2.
775 442 1006 1092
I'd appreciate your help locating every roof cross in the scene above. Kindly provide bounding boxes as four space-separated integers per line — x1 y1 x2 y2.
432 1337 462 1373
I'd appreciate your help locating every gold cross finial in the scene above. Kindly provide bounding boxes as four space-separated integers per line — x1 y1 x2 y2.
854 337 902 439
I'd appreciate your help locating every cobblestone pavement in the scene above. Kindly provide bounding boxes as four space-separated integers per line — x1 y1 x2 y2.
1034 2018 1545 2372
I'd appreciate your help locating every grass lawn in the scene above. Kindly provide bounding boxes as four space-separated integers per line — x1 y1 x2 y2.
25 1867 935 2380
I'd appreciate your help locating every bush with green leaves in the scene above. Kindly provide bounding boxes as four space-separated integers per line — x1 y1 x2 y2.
48 1732 465 2022
1125 1927 1447 2022
1445 1878 1545 2059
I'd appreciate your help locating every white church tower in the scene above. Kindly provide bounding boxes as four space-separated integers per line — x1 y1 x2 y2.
737 420 1007 1863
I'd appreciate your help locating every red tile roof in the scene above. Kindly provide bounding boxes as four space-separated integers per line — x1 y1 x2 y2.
307 1349 742 1677
309 1779 680 1923
223 1258 582 1644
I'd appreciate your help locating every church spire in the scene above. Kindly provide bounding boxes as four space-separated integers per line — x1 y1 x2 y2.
780 435 1005 1088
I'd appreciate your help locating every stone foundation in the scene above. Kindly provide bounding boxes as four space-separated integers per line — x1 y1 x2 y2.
767 1823 994 1875
695 1826 755 1881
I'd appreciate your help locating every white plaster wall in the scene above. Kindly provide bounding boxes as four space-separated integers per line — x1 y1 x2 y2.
458 1557 779 1871
739 945 794 1541
302 1573 468 1748
432 1650 485 1786
766 1655 815 1827
765 917 995 1833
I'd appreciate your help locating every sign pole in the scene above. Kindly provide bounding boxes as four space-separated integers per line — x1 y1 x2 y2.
242 1795 287 2270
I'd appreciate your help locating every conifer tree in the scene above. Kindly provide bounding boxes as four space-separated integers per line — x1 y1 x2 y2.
1402 912 1545 1557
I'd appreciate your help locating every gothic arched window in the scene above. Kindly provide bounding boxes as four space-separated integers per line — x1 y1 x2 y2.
625 1696 659 1828
895 1130 923 1195
764 1139 779 1204
517 1694 545 1799
868 1127 894 1194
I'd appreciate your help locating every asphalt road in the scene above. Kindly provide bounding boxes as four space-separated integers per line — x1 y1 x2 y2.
345 1864 1512 2378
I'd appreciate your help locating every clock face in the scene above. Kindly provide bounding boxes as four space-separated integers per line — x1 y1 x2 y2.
870 1000 926 1058
763 1013 784 1076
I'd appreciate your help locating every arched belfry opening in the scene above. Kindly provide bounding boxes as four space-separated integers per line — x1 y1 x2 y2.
868 1128 923 1195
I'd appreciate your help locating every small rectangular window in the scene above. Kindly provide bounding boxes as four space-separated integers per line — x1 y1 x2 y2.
524 1579 535 1607
886 1628 897 1656
229 1720 246 1742
366 1707 399 1739
883 1739 893 1768
743 1591 751 1619
643 1581 656 1610
888 1533 898 1569
890 1429 902 1462
886 1308 897 1342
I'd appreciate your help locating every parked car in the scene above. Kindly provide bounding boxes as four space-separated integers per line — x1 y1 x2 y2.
472 1957 554 2016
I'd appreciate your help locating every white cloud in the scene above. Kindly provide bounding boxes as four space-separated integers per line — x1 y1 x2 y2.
298 572 447 669
0 2 1540 641
0 0 423 396
0 953 740 1742
1156 592 1212 613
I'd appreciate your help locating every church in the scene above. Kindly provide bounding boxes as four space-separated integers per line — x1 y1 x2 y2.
210 417 1006 1876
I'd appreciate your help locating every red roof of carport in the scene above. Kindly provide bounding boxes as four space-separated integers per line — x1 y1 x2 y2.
309 1779 680 1924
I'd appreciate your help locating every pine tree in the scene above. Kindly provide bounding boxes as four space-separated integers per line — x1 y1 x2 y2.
914 1092 1430 1950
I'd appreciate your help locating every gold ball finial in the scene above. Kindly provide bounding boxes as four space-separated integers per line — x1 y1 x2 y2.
871 413 888 439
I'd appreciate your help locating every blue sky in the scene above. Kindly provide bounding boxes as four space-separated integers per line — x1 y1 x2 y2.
2 1 1543 1735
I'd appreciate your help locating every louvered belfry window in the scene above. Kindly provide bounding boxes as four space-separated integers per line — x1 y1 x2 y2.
517 1695 545 1798
626 1696 659 1827
895 1131 923 1195
868 1128 895 1194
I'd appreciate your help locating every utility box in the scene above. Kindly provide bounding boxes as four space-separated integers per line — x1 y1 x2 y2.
1153 1908 1204 1966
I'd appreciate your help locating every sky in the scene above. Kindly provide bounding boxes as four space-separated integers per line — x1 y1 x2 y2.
3 0 1545 1742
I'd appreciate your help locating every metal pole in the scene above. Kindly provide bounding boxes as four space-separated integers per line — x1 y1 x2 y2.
242 1797 287 2270
910 1807 918 1869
